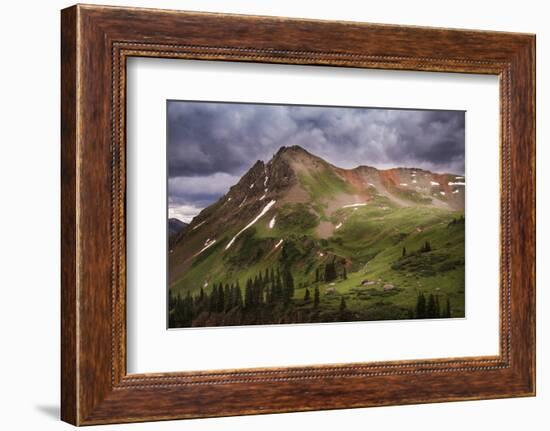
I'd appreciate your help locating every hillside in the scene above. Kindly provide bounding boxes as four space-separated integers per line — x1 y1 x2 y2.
168 218 188 238
168 145 465 327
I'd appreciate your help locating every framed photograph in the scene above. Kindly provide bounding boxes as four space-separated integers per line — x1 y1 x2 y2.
61 4 535 425
165 101 466 329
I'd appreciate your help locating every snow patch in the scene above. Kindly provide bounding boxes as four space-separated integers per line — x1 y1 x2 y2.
412 180 417 184
249 183 254 189
453 189 460 194
192 220 206 231
239 196 247 208
264 176 269 187
269 216 276 229
430 181 440 186
455 176 464 180
400 183 408 186
197 239 216 255
274 239 283 249
335 222 343 230
227 197 231 201
448 181 466 186
259 194 267 201
342 202 367 208
225 200 277 250
440 191 446 196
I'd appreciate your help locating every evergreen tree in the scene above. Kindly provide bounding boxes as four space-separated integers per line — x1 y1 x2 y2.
251 276 259 307
224 284 231 311
443 297 452 318
273 274 283 303
314 286 320 309
281 243 287 260
402 246 407 257
435 294 441 318
173 294 183 326
169 292 181 327
416 291 426 318
258 271 263 287
323 264 328 282
324 261 337 282
265 284 272 305
420 241 432 253
331 262 337 280
235 282 243 308
426 293 436 318
339 296 347 320
283 270 295 304
208 287 216 312
180 291 194 327
199 287 205 304
193 288 204 313
227 285 235 309
342 266 348 280
244 279 253 309
217 285 225 313
259 283 265 305
168 289 174 308
304 288 311 302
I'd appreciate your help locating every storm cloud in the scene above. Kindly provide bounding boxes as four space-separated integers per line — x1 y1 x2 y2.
168 101 464 222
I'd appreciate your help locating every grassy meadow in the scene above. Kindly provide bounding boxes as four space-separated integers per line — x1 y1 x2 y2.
169 195 465 328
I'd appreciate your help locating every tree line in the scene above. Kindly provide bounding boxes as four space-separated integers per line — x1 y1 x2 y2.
401 240 433 259
314 259 347 283
169 267 298 328
414 291 452 319
448 215 465 227
169 258 354 328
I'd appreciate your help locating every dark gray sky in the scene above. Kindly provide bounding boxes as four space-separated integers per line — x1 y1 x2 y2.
167 101 465 222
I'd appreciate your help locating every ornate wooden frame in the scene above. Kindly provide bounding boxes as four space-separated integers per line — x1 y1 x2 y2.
61 4 536 425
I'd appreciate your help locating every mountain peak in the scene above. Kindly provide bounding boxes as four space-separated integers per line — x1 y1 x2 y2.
276 145 307 155
274 145 319 160
271 145 326 166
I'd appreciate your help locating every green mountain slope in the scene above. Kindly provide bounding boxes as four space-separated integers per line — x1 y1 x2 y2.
168 146 465 327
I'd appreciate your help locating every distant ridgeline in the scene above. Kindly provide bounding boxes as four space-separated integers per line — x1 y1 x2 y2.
169 146 465 328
